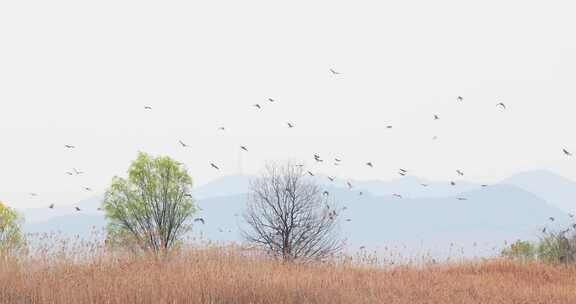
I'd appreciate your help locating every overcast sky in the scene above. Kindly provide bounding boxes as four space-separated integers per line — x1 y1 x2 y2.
2 0 576 208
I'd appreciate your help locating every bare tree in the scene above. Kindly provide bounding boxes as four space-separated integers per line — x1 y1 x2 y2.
242 162 343 262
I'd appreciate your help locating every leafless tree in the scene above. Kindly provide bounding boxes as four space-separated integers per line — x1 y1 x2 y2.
242 162 343 262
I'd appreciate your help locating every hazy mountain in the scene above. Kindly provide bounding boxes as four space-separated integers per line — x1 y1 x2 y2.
21 196 103 223
503 170 576 213
192 175 254 199
20 170 576 258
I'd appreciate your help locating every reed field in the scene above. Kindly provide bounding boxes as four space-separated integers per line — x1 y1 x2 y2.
1 236 575 304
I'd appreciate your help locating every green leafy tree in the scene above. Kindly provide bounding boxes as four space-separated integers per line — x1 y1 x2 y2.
537 231 576 264
103 152 197 254
500 240 536 262
0 201 24 258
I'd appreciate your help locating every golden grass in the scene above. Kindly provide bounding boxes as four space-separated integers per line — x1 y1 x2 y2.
2 243 576 304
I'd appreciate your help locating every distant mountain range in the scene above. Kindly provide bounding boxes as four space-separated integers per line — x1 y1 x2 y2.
20 170 576 258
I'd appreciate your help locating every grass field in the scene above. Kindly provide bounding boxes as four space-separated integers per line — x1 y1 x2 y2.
1 243 576 304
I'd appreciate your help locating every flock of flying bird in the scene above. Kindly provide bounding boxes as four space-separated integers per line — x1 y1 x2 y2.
25 68 576 234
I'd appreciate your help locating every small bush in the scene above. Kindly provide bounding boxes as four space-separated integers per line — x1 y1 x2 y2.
537 231 576 264
501 240 536 261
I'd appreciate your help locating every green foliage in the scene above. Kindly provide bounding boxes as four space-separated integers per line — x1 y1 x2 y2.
537 231 576 264
0 201 24 257
103 152 197 255
500 240 536 262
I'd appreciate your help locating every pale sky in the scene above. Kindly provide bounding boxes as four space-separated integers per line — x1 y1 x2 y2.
2 0 576 208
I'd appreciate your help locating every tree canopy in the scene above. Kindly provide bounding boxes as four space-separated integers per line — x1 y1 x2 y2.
103 152 197 254
0 201 24 257
243 163 343 262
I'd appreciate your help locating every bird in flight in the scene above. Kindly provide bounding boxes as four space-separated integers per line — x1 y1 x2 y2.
421 183 429 187
73 168 84 175
542 227 547 234
386 125 393 129
335 158 342 162
456 170 464 176
359 191 364 196
481 184 489 187
287 122 295 128
346 219 352 222
569 213 574 218
75 206 81 212
496 102 506 109
64 145 75 149
347 181 353 189
563 149 572 156
392 193 402 198
307 171 314 176
329 68 340 75
323 191 330 196
434 114 440 120
83 187 92 191
210 163 220 170
457 96 464 102
240 146 248 152
398 171 406 176
549 217 555 222
66 171 74 176
48 204 55 209
179 140 189 148
399 168 407 173
218 127 226 131
366 162 374 168
144 106 152 110
29 193 38 197
314 155 323 162
194 218 205 224
456 197 467 201
253 104 262 109
327 176 335 182
268 98 275 103
450 181 456 186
